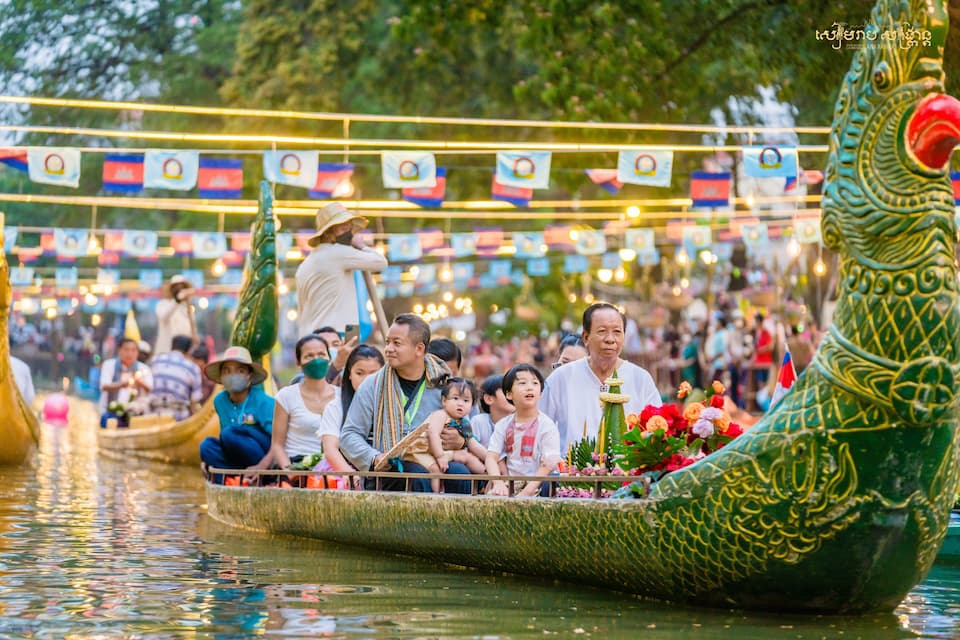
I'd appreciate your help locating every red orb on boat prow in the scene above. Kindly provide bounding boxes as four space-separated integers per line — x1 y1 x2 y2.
42 393 70 426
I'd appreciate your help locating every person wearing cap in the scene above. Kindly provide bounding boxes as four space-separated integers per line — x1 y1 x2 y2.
154 274 196 355
199 346 276 480
295 202 387 337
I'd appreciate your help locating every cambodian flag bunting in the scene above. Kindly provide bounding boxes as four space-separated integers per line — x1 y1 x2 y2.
543 225 574 250
513 231 545 258
55 267 78 288
492 176 532 207
0 148 27 172
952 171 960 204
574 230 606 256
450 233 477 258
794 216 822 244
584 168 623 194
690 171 731 207
309 162 354 199
28 147 81 188
403 167 446 207
388 234 423 262
495 151 551 189
123 230 158 258
381 151 437 189
263 150 319 188
564 254 589 274
102 153 144 194
198 158 243 198
742 146 798 179
144 150 199 191
624 228 655 254
10 266 34 286
169 232 194 256
139 269 164 289
192 232 227 259
770 350 797 409
54 228 90 257
617 150 673 187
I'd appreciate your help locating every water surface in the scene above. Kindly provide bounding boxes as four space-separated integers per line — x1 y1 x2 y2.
0 398 956 638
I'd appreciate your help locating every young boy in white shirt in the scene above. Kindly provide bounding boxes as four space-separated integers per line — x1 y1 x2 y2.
486 364 562 497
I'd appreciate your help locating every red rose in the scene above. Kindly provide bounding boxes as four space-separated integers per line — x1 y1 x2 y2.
726 423 743 438
710 394 725 409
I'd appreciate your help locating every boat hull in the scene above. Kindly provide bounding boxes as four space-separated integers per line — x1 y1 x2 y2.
97 395 218 465
205 483 950 613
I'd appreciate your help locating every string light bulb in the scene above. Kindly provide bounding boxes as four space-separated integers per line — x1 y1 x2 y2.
814 257 827 276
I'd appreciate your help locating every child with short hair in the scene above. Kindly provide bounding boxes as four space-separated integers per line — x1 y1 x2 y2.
486 364 562 497
401 377 488 492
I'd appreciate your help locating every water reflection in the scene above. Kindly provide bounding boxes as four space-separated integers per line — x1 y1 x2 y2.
0 395 955 638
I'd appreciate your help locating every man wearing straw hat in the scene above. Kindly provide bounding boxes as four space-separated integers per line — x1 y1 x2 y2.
295 203 387 338
155 274 196 355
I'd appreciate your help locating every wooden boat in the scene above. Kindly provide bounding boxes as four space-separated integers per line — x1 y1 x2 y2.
97 395 218 465
0 215 40 465
97 181 278 465
208 0 960 613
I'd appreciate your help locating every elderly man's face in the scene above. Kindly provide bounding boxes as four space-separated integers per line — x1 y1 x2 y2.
583 308 625 359
384 323 424 371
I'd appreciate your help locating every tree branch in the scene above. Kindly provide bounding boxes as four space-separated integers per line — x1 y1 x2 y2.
654 0 788 83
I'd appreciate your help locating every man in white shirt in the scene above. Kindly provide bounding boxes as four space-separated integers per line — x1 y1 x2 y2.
99 338 154 425
295 203 387 336
154 274 195 355
10 355 34 406
541 302 662 452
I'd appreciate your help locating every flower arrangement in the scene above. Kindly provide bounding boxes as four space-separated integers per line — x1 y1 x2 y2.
615 380 744 476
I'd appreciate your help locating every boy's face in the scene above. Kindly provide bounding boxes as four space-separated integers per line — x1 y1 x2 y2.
443 387 473 419
507 371 542 410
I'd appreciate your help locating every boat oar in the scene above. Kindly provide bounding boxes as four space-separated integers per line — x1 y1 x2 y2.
362 270 390 340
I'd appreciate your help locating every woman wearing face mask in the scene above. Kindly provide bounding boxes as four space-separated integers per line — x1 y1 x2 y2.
249 335 338 475
199 346 275 481
316 345 385 472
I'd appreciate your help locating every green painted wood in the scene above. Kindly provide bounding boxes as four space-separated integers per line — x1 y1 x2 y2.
229 181 278 361
207 0 960 614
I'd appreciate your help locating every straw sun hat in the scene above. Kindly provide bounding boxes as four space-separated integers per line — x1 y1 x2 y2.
204 346 268 386
307 202 368 248
161 274 190 299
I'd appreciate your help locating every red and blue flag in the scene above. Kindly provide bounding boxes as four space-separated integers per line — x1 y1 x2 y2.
584 168 623 194
198 158 243 198
102 153 144 194
309 162 354 199
403 167 446 207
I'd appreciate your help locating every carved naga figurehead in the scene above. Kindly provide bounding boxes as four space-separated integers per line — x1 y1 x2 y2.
821 0 960 269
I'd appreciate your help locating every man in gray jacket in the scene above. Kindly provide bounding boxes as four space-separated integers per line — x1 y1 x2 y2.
340 313 473 493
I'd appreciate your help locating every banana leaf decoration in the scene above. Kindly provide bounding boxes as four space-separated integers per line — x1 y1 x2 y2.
229 181 278 361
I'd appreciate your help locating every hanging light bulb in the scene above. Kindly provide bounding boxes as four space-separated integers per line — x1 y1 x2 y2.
676 247 690 266
614 267 627 282
787 238 802 258
618 248 637 262
211 258 226 277
814 258 827 276
626 205 641 219
745 194 756 209
680 277 690 289
87 234 101 255
597 268 614 283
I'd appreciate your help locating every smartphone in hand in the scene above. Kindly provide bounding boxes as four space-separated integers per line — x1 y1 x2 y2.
343 324 360 343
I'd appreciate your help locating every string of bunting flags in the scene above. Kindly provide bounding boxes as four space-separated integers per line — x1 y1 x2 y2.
0 145 825 207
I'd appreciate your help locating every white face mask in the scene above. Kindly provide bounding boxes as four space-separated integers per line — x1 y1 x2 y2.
327 347 338 363
222 373 250 393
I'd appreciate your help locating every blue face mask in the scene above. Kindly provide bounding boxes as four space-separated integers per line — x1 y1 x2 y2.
327 347 338 363
222 373 250 393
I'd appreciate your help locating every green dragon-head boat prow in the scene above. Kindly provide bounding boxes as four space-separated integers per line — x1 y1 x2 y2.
646 0 960 612
229 181 278 361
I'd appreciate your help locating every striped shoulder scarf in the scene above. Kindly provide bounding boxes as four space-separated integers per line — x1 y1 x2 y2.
372 354 450 452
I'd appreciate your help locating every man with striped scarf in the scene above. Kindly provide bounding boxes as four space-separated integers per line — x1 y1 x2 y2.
340 313 475 492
